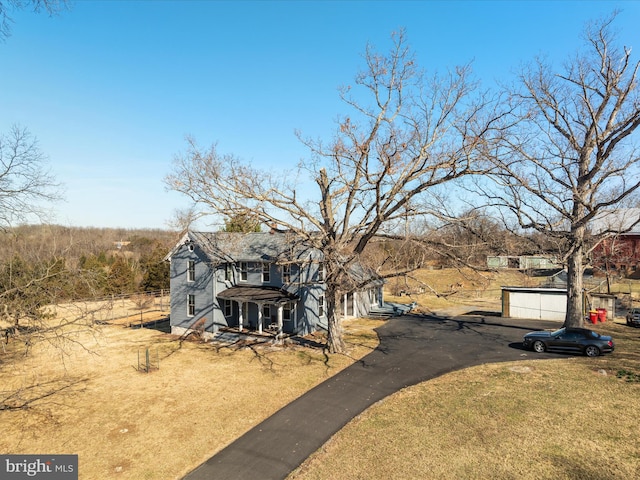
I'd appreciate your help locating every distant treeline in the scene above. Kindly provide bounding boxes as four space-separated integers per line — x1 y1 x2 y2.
0 225 178 310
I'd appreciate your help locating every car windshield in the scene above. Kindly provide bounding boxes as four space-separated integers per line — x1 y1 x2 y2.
551 328 566 336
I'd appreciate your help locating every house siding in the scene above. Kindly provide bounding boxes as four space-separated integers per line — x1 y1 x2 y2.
169 244 222 336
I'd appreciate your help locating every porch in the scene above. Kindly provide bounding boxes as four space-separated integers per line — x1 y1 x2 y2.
217 285 300 337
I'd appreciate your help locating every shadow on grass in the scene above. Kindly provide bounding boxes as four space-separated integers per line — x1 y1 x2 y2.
0 377 89 411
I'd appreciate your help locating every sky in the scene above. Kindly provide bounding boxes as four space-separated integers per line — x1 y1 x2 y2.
1 0 639 230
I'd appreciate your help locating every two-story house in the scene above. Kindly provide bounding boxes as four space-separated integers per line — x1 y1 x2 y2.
165 230 384 339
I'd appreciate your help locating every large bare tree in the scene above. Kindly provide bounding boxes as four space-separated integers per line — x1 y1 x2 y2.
478 14 640 327
166 31 501 353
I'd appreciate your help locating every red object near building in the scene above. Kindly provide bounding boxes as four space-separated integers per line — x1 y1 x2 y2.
597 308 607 322
589 311 598 324
592 232 640 278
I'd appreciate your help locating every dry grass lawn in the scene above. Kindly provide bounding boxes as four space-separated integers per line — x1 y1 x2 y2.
0 317 382 479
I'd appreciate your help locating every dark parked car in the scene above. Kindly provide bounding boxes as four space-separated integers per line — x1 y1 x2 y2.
626 308 640 327
522 327 614 357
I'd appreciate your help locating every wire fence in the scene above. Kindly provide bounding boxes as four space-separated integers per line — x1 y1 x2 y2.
49 290 170 325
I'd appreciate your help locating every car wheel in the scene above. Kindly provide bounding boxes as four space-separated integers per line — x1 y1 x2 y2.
532 340 546 353
585 345 600 357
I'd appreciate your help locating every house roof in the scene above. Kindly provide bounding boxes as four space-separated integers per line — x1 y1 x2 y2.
165 230 383 287
217 285 299 304
182 231 322 264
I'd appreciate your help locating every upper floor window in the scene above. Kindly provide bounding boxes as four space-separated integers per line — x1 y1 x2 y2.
239 262 248 281
317 262 325 282
187 294 195 317
282 264 291 283
187 260 195 282
318 295 325 317
224 263 233 281
262 263 271 283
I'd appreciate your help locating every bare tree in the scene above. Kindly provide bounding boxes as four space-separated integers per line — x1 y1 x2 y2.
0 0 67 40
166 31 501 353
0 125 61 228
0 226 106 378
477 14 640 327
421 209 510 267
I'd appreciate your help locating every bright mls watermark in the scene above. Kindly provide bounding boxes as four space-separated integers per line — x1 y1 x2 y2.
1 455 77 479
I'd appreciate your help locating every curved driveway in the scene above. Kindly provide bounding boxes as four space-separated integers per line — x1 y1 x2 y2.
184 313 561 480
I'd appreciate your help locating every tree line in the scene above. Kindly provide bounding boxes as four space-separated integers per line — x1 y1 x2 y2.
0 225 174 327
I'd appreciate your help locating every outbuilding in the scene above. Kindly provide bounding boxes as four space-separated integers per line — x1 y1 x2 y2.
501 287 617 321
502 287 567 321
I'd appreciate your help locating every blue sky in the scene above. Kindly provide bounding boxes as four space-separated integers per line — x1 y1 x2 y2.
2 0 639 229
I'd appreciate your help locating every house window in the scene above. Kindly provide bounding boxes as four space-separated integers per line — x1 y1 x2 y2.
318 295 325 317
283 264 291 283
187 260 195 282
224 299 232 317
262 263 270 282
283 302 292 321
263 304 271 320
225 264 233 281
187 294 195 317
317 262 325 282
292 263 299 284
239 262 248 281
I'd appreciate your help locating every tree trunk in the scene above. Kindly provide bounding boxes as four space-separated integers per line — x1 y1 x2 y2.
565 241 585 328
325 286 346 354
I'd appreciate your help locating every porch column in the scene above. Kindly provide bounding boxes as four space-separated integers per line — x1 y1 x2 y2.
257 303 263 333
238 301 244 332
277 304 284 341
353 293 357 317
293 302 297 332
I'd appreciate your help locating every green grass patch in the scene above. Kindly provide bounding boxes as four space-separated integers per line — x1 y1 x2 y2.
617 368 640 382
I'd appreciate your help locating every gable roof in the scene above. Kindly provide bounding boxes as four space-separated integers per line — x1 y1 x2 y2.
166 230 385 292
166 231 322 264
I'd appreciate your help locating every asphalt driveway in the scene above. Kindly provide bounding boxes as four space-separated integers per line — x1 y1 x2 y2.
183 313 561 480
